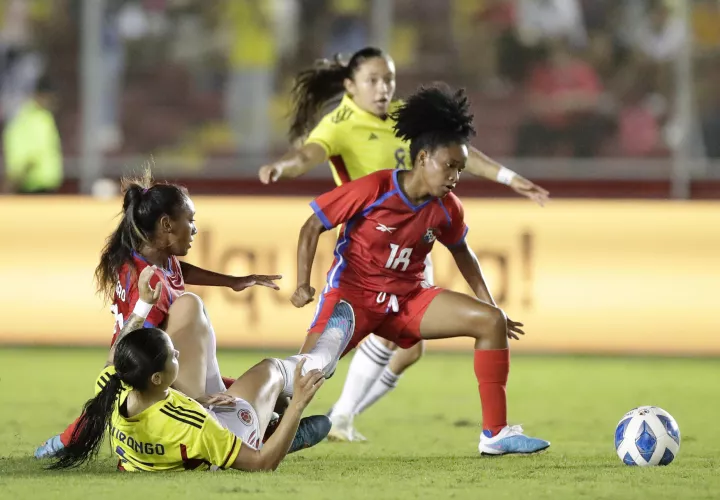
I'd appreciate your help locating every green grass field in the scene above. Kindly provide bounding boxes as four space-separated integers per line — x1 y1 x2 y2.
0 348 717 500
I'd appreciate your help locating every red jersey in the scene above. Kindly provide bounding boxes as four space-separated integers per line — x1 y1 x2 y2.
310 169 468 296
109 251 185 346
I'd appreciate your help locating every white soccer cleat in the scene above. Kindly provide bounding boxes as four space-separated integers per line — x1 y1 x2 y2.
478 424 550 455
327 413 367 442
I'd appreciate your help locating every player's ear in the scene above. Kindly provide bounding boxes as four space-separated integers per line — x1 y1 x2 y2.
160 214 172 233
417 150 427 168
150 372 162 386
343 77 355 97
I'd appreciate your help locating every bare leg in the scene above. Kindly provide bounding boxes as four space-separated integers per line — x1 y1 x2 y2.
164 293 224 398
419 290 508 349
225 359 284 437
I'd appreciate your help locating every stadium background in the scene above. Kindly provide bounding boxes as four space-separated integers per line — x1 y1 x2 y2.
1 0 718 353
0 2 719 499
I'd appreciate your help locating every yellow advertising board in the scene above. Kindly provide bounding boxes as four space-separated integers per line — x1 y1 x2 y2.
1 197 718 355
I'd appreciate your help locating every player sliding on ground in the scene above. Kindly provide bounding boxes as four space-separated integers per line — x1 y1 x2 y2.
50 265 356 472
260 47 549 442
35 172 286 459
293 83 550 455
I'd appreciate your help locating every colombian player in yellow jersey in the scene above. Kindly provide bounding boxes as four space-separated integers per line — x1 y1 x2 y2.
258 47 550 442
50 267 357 472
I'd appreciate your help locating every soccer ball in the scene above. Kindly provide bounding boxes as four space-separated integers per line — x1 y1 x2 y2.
614 406 681 466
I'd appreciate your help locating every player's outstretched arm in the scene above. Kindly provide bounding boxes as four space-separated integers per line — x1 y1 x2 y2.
449 243 525 341
449 242 496 306
291 214 326 308
231 360 325 471
258 143 328 184
465 146 550 206
179 262 282 292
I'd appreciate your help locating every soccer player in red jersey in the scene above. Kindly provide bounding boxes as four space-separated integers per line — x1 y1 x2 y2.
34 172 284 459
292 84 550 455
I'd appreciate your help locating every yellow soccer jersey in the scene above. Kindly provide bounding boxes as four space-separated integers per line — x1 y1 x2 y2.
305 94 410 186
96 370 241 472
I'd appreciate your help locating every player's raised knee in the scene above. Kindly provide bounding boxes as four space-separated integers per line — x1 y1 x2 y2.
467 304 507 340
169 292 205 316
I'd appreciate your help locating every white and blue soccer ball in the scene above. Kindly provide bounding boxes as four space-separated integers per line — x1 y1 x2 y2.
615 406 681 466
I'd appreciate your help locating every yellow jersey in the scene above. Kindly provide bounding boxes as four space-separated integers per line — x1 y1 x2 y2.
305 94 410 186
96 368 241 472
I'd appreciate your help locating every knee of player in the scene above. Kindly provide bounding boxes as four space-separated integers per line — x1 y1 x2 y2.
468 306 506 339
261 358 288 389
407 341 425 363
168 292 205 318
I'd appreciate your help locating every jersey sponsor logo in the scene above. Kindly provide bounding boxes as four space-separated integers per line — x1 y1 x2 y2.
368 132 379 140
238 408 254 426
331 106 353 124
375 223 397 233
423 228 438 244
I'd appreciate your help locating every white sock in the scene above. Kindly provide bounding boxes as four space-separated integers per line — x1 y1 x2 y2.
331 335 393 417
204 324 225 395
355 366 401 415
273 324 345 398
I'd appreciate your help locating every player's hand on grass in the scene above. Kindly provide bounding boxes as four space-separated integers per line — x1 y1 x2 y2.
290 358 325 411
196 392 236 408
230 274 282 292
507 318 525 340
291 284 315 308
510 176 550 207
138 265 163 305
259 164 282 184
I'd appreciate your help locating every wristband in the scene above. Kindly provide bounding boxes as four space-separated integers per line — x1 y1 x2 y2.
496 166 516 186
132 300 153 319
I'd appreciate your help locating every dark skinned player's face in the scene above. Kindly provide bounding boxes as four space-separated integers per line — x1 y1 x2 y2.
158 197 197 257
418 143 468 198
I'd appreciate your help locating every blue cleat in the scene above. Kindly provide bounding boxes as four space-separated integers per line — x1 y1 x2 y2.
34 434 65 459
478 425 550 455
319 300 355 379
288 415 332 453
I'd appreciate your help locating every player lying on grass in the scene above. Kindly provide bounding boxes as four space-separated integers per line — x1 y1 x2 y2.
293 83 550 455
50 265 357 472
260 46 549 442
35 172 283 458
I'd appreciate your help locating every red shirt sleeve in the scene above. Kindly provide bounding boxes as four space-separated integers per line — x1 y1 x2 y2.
437 194 469 248
310 173 384 230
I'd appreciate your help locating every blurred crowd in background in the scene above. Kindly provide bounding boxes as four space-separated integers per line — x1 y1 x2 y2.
2 0 720 191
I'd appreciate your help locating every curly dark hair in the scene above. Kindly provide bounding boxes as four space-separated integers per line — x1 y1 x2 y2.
391 84 476 164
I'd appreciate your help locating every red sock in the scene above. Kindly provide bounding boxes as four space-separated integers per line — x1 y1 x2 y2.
222 376 236 389
59 416 82 446
473 349 509 436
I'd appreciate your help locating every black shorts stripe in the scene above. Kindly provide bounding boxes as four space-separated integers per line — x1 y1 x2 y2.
159 408 202 430
163 405 205 424
221 435 238 469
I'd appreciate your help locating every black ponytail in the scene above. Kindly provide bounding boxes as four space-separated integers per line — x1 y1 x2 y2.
49 328 171 470
288 47 388 142
95 167 188 302
49 374 123 469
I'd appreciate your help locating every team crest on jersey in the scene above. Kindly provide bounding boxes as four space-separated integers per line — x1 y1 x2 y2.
238 409 254 426
423 228 438 244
